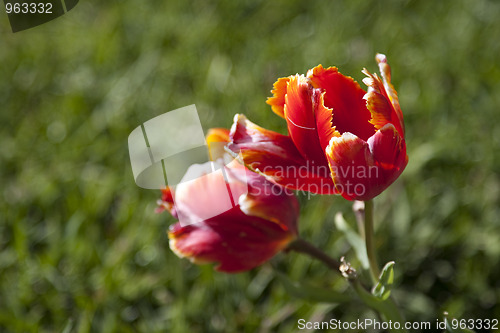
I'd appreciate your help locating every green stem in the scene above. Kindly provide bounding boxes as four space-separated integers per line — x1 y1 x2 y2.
287 238 406 332
364 199 380 282
351 280 406 333
287 238 341 273
352 201 366 240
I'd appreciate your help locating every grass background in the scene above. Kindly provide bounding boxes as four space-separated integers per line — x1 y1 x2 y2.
1 0 499 332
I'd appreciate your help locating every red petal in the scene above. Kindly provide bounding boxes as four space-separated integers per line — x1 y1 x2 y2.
283 75 329 165
172 162 248 225
367 123 408 187
376 54 404 135
362 70 404 137
326 132 375 200
361 54 404 137
239 170 299 235
227 114 337 194
313 89 338 152
308 65 375 141
157 187 177 216
326 124 407 200
168 208 296 273
266 77 290 118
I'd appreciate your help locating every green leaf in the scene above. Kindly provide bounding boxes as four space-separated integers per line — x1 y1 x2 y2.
372 261 395 300
275 271 350 304
351 280 406 332
61 319 74 333
334 213 369 269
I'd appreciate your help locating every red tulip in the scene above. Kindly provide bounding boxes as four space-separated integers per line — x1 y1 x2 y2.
227 54 408 200
158 128 299 273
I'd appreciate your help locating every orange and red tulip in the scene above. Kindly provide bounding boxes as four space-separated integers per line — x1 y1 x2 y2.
227 54 408 200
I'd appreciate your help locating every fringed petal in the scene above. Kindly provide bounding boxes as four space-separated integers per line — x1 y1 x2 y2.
308 65 374 141
266 77 290 118
168 204 296 273
362 54 404 137
227 114 337 194
283 75 329 164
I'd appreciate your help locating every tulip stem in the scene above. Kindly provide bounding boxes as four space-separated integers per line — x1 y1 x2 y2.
287 236 405 330
288 238 341 273
364 199 380 282
352 200 366 240
351 279 406 332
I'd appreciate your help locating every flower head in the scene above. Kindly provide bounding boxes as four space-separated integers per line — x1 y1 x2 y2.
158 128 299 273
227 54 408 200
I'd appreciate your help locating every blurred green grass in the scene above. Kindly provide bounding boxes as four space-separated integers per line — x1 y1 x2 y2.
0 0 499 332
